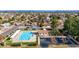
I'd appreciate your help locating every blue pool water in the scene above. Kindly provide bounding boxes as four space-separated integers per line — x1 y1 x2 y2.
19 32 33 40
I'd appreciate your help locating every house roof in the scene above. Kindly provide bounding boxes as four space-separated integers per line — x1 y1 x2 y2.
37 30 49 34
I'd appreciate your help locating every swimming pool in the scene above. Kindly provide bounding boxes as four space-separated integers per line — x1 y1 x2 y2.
19 32 33 40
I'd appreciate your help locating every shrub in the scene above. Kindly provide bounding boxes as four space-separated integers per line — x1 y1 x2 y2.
11 42 21 46
6 40 12 45
22 42 37 46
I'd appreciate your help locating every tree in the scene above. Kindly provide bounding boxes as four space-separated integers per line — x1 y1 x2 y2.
51 28 61 35
20 15 26 21
51 16 58 28
0 16 2 24
64 16 79 36
50 16 61 35
37 14 45 27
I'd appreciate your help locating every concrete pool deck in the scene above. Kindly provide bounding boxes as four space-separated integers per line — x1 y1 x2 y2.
11 30 37 43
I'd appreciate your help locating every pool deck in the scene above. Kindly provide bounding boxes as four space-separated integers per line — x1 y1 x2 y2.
11 30 37 43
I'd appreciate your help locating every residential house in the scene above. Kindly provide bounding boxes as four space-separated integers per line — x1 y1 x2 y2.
37 30 49 37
